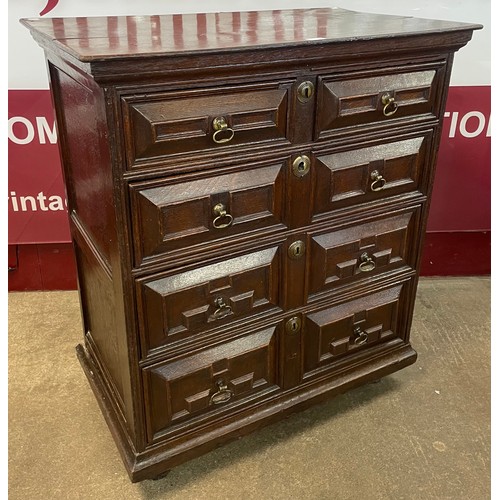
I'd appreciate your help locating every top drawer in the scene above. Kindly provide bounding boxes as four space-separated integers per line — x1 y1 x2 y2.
315 61 446 139
121 80 294 169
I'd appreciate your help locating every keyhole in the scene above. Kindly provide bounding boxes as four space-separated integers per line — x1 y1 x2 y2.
288 240 305 259
298 81 314 102
292 155 310 177
286 316 302 334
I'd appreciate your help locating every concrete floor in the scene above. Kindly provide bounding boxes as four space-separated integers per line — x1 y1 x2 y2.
9 277 490 500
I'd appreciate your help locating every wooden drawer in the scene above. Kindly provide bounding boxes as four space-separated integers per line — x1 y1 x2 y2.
143 325 281 442
121 80 293 168
302 282 409 379
311 132 432 219
129 161 287 266
306 206 420 301
136 243 285 356
315 62 446 139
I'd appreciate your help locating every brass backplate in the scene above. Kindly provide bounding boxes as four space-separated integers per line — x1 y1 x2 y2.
288 240 305 259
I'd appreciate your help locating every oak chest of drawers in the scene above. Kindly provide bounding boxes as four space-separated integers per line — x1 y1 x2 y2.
22 8 479 481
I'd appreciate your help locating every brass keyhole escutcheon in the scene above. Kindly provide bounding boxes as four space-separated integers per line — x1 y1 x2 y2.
286 316 302 334
288 240 305 259
292 155 311 177
297 81 314 102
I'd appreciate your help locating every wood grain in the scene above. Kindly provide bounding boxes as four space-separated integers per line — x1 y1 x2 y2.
23 7 480 482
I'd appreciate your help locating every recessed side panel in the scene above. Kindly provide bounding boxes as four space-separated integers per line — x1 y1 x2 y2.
50 65 116 270
73 236 125 413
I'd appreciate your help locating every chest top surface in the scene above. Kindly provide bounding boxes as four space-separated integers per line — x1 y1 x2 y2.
21 7 480 62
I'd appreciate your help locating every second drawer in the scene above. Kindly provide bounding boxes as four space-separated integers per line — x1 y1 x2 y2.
129 160 288 267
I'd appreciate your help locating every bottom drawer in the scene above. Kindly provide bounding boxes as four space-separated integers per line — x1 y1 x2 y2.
302 281 411 379
143 324 281 443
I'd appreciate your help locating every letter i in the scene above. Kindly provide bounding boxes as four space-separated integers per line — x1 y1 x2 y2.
9 191 19 211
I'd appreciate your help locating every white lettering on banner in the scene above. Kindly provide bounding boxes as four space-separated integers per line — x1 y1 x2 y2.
444 111 491 139
8 191 67 212
8 116 57 144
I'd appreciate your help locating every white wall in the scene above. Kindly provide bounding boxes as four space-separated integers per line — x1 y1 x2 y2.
9 0 490 89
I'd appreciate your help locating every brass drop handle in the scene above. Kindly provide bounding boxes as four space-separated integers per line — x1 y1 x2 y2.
381 92 398 117
213 296 232 320
352 326 368 346
370 170 386 192
212 116 235 144
210 380 233 405
359 252 376 272
212 203 234 229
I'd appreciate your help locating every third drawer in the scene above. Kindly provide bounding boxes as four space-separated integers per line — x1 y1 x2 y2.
136 204 420 358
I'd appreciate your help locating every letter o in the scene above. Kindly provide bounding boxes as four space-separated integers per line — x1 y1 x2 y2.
8 117 35 144
459 111 486 138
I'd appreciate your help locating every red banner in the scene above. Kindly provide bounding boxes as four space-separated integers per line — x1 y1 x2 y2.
7 86 491 244
8 90 70 243
427 86 491 231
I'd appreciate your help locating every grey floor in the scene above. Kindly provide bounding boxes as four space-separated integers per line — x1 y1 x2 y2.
9 277 490 499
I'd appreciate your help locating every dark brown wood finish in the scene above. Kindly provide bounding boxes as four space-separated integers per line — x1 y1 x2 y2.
22 8 480 481
122 80 294 167
129 160 288 266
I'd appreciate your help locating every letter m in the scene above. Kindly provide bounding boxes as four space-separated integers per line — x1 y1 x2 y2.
36 117 57 144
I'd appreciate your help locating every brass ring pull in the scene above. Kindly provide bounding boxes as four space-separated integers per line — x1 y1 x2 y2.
381 92 398 117
370 170 386 192
212 117 235 144
210 380 233 405
212 203 233 229
352 326 369 346
359 252 376 272
213 297 232 320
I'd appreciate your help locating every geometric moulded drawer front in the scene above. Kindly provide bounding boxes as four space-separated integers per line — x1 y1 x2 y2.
316 65 444 138
130 163 286 266
307 207 419 300
313 135 429 217
122 81 292 167
144 325 280 441
137 246 282 356
303 284 405 377
22 4 480 483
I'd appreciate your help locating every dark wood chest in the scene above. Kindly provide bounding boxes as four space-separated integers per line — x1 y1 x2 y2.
22 8 479 481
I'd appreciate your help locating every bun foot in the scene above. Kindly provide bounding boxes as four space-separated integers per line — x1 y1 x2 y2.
152 470 171 481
